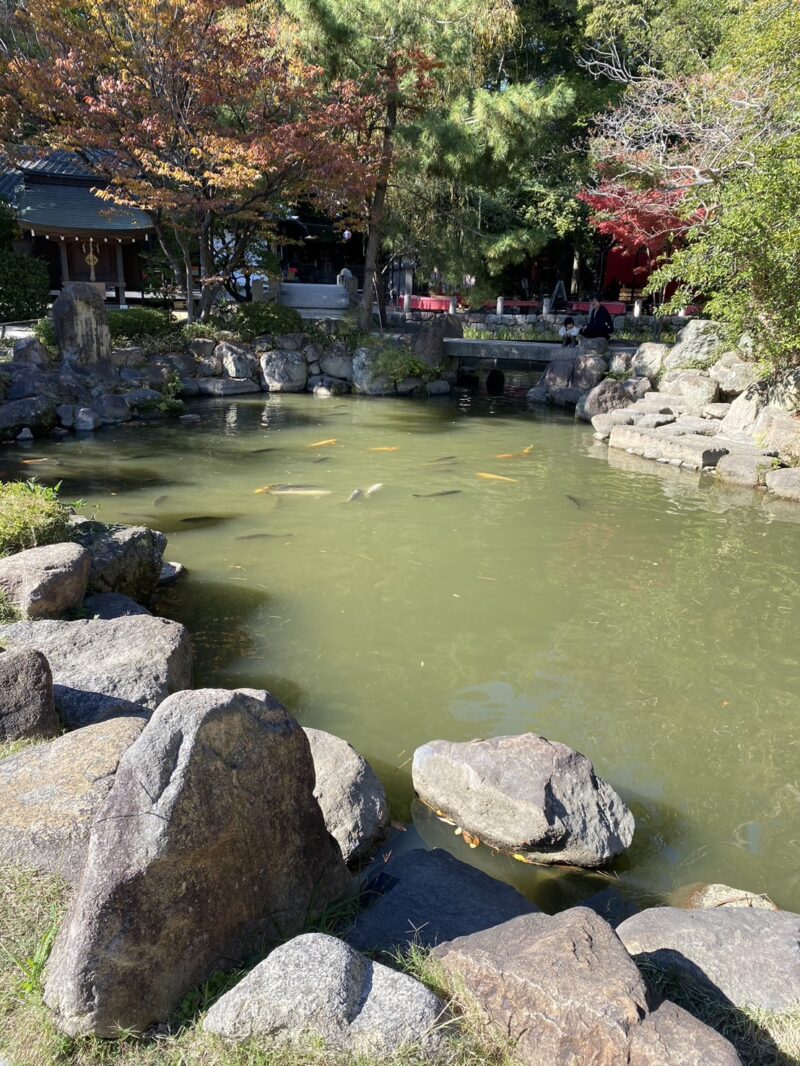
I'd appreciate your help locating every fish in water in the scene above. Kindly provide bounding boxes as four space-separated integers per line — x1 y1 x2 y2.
429 455 457 463
477 472 518 484
412 490 462 498
565 494 581 508
252 447 275 454
179 515 224 526
365 483 383 496
312 456 331 463
153 494 169 507
267 485 332 497
307 438 337 448
235 532 294 541
496 445 534 459
347 489 364 502
370 446 399 452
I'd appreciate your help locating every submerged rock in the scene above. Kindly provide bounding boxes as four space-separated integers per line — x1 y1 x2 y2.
0 649 59 742
617 906 800 1012
0 542 90 619
204 933 446 1056
304 727 389 864
0 716 146 881
670 882 778 912
347 847 536 954
412 733 634 866
43 688 351 1036
0 615 192 727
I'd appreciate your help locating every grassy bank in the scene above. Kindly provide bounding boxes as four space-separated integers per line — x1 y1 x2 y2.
0 868 510 1066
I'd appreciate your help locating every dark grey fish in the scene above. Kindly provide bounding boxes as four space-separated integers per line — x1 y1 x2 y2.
252 447 275 454
312 456 331 463
565 495 581 508
153 494 169 507
412 490 462 498
429 455 457 463
180 515 225 525
235 532 294 541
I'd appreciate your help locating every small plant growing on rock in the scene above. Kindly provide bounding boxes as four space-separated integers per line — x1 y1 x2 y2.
370 343 439 385
235 302 304 340
0 480 72 557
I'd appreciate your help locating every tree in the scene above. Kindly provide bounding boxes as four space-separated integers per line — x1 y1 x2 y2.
0 0 371 319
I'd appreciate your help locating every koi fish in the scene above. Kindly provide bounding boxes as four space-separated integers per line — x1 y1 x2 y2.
477 472 518 483
371 446 399 452
365 483 383 496
496 445 534 459
412 490 462 497
307 438 337 448
266 484 331 497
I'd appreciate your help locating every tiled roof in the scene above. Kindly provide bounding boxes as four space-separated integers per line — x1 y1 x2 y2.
18 182 152 234
13 147 99 178
0 166 23 207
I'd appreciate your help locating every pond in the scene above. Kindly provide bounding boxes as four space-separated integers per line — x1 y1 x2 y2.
3 393 799 913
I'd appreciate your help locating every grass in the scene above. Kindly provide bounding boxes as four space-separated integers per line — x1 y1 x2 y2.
0 481 72 558
0 870 506 1066
0 736 47 761
0 591 21 624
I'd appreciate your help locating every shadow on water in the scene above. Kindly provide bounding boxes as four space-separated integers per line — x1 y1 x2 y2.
155 577 271 682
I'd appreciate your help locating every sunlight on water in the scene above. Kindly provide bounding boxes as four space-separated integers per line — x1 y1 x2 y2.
4 392 798 911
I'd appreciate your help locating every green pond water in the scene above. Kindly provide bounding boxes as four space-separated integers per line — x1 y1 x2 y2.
3 393 799 913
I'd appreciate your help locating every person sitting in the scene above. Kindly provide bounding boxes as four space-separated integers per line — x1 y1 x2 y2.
559 317 579 347
581 295 614 340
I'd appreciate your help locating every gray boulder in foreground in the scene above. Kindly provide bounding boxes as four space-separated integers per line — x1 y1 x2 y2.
433 909 740 1066
304 727 389 864
0 615 192 727
82 593 151 620
0 648 59 742
71 521 167 601
0 542 90 619
412 733 634 866
347 847 536 954
617 906 800 1012
44 689 351 1037
204 933 446 1056
0 716 146 881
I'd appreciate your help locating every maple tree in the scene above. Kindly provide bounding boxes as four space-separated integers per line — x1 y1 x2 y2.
578 181 692 260
0 0 372 319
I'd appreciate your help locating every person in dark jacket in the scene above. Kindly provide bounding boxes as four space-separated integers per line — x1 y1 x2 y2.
581 295 614 340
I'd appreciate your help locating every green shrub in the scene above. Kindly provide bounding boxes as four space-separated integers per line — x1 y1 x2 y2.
234 302 303 340
107 307 176 340
0 252 49 322
0 481 72 557
369 342 438 384
181 320 232 343
32 316 57 353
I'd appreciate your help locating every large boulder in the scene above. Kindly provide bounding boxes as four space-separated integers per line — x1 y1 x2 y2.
412 733 634 867
217 341 258 380
617 906 800 1012
608 425 729 470
43 689 352 1036
83 592 151 620
413 315 462 372
631 342 670 382
709 352 760 398
0 716 146 881
0 542 90 620
433 909 741 1066
573 353 608 390
0 649 59 742
319 348 353 381
52 282 112 368
660 370 719 411
629 1002 743 1066
663 320 722 371
92 394 131 424
347 847 537 954
259 350 308 393
765 466 800 500
304 728 389 864
204 933 445 1056
592 410 637 441
576 379 632 422
718 370 800 462
351 347 393 396
0 615 192 727
0 396 56 438
71 521 166 601
196 377 261 395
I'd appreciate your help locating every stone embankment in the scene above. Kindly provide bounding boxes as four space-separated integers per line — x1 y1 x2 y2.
0 284 460 441
0 509 797 1061
527 319 800 501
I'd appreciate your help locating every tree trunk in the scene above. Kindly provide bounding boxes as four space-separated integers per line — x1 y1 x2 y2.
359 79 397 332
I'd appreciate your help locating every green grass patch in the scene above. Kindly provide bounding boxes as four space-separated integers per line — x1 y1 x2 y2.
0 870 504 1066
0 591 21 624
0 480 72 558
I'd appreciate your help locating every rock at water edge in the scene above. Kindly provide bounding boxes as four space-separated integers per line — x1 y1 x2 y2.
0 543 90 620
43 688 351 1036
347 847 537 954
412 733 634 866
304 728 389 864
